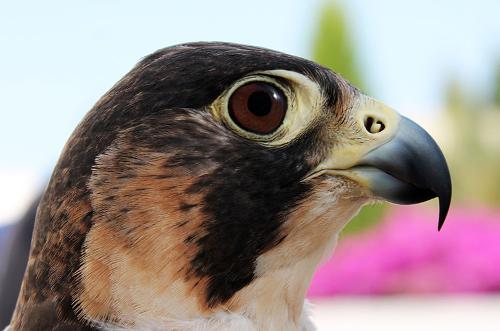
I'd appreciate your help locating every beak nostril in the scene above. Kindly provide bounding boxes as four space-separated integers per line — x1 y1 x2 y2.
364 116 386 134
376 120 386 132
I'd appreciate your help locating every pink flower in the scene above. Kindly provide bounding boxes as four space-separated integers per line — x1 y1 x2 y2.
308 206 500 297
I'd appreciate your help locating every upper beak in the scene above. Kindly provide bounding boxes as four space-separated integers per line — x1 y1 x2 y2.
312 96 452 230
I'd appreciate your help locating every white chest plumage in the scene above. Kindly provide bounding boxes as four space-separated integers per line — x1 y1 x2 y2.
91 303 315 331
3 309 315 331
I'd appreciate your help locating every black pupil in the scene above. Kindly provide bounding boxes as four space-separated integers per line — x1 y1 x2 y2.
247 90 272 116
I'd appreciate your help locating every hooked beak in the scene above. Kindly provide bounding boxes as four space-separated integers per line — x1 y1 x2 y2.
312 96 452 230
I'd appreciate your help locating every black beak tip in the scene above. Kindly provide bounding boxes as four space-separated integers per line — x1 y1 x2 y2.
437 204 448 231
436 172 452 231
437 189 451 231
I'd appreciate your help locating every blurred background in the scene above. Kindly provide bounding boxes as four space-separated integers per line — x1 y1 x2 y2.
1 0 500 330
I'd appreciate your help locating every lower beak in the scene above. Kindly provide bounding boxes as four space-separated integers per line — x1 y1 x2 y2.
311 97 452 230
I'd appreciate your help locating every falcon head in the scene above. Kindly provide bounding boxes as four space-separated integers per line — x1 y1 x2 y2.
12 42 451 330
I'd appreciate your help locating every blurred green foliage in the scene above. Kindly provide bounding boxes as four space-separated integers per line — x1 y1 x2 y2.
312 1 365 91
495 61 500 107
311 1 385 234
445 70 500 205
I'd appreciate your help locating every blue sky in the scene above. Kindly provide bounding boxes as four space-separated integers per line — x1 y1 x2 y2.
1 0 499 174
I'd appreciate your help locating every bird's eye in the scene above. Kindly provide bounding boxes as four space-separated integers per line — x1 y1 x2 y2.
228 82 287 134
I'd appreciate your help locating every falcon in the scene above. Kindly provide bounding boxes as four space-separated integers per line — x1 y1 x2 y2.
8 42 451 331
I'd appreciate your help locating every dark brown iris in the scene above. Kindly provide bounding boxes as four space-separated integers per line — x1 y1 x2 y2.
228 82 287 134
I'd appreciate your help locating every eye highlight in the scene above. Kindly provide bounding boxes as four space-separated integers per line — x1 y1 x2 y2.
228 82 287 134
